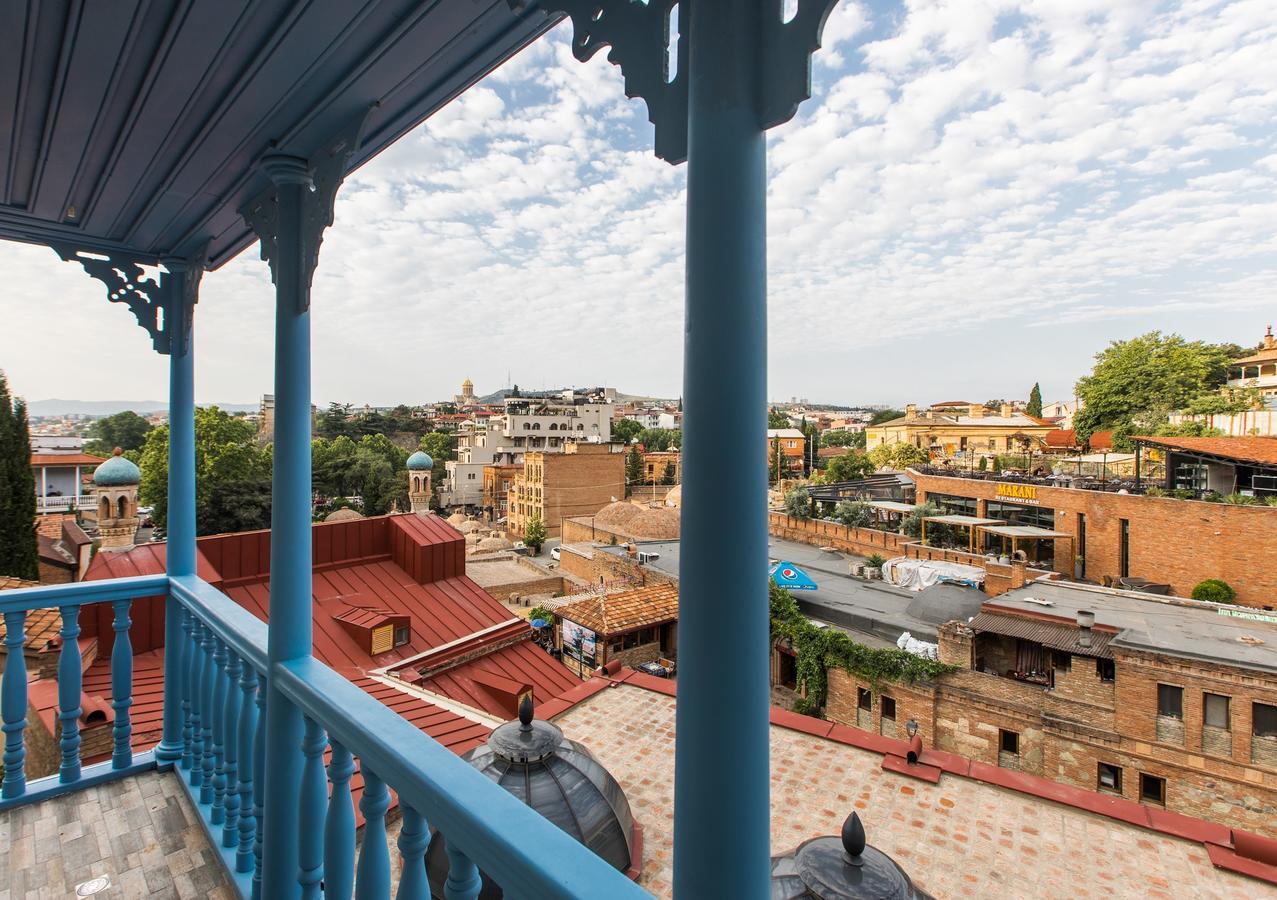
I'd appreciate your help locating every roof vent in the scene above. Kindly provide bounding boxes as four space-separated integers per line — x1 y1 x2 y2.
1077 609 1095 647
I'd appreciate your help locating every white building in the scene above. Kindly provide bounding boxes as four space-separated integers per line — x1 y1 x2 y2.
1228 326 1277 398
1041 398 1082 428
438 394 613 510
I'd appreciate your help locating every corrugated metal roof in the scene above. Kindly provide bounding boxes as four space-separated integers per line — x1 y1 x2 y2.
970 611 1115 659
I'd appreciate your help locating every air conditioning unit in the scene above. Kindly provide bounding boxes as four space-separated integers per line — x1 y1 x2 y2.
638 551 661 564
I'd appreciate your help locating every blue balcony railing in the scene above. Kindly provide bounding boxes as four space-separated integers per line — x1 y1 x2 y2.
0 575 648 899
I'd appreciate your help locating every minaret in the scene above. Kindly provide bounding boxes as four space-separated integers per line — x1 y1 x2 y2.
92 448 141 550
407 450 434 514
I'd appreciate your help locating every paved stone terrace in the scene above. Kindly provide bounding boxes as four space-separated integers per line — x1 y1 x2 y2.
554 684 1268 900
0 770 234 900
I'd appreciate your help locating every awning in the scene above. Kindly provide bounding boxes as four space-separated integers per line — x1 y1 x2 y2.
868 500 916 513
770 561 818 591
979 525 1071 540
969 611 1114 659
922 515 1005 527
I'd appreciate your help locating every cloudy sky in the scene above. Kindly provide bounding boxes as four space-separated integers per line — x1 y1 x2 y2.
3 0 1275 410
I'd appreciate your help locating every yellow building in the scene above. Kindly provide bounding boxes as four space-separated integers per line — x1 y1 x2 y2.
507 443 625 539
865 403 1055 460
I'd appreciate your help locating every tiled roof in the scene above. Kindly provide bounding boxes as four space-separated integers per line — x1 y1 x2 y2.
1045 429 1112 450
555 584 679 636
1135 435 1277 467
0 576 41 590
0 607 63 653
30 452 107 467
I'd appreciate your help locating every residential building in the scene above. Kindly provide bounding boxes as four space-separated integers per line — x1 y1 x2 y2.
481 462 521 522
439 393 614 509
507 443 625 539
1229 326 1277 397
640 449 680 485
1167 398 1277 438
1041 398 1082 428
800 580 1277 841
866 403 1055 460
30 446 103 513
767 428 806 467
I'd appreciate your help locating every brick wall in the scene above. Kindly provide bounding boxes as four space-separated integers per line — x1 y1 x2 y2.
803 618 1277 838
557 545 672 589
768 513 906 558
913 471 1277 608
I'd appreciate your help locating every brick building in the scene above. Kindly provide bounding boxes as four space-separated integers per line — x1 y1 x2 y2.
800 580 1277 839
552 584 679 677
507 443 625 539
480 462 520 522
911 468 1277 608
640 450 680 485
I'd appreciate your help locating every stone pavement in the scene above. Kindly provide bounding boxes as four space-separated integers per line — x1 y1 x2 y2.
0 770 235 900
554 684 1267 900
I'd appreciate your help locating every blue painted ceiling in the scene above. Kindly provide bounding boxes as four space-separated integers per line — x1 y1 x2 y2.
0 0 556 268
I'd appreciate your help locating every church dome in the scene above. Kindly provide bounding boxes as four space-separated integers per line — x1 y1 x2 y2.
407 451 434 470
426 698 638 898
93 448 140 486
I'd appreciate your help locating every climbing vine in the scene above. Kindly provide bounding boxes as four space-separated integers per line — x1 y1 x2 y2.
769 581 956 710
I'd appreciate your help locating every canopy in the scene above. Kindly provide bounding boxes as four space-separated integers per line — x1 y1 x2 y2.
867 500 916 513
769 561 818 592
1058 453 1136 464
921 515 1005 527
979 525 1070 540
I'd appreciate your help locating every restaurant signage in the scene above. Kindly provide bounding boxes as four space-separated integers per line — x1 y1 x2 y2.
1218 608 1277 625
996 483 1039 505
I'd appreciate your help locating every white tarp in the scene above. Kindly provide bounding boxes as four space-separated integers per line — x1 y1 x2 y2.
881 557 986 592
896 630 940 660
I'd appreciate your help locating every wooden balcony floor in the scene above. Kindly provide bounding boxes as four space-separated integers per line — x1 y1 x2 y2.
0 770 235 900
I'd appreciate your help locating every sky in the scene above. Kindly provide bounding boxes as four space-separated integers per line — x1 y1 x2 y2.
2 0 1276 410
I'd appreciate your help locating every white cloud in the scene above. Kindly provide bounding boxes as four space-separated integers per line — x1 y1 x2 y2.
2 1 1275 409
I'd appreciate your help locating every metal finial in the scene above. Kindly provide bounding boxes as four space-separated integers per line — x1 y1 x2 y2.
841 812 866 866
518 694 534 730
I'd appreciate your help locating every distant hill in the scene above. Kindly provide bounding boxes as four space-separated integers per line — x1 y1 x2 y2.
28 399 257 417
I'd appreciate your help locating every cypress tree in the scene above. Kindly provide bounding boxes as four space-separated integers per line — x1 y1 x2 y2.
0 373 39 579
1027 383 1043 418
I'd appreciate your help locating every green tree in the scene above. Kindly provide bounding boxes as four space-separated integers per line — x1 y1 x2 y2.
312 435 358 497
624 446 643 494
316 402 356 440
1027 383 1043 418
523 514 547 555
138 406 271 533
0 374 38 580
85 410 153 455
636 428 681 451
867 442 929 469
768 408 791 429
820 430 857 448
612 418 643 444
824 451 876 482
660 461 677 485
783 486 812 517
418 430 456 463
1073 331 1234 445
868 408 905 426
833 500 872 529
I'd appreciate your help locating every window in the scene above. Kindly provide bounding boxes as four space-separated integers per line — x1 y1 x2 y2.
857 688 871 711
1076 513 1087 578
1093 658 1113 682
467 473 476 480
1098 762 1122 793
1053 652 1072 672
1256 703 1277 738
1139 772 1166 805
1157 684 1183 719
1119 518 1130 578
999 729 1020 755
1204 693 1231 730
881 696 896 721
393 626 410 648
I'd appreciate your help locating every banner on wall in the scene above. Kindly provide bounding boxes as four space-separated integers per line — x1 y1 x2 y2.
561 619 597 670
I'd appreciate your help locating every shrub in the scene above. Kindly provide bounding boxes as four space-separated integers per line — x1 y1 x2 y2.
1221 493 1260 505
1143 485 1165 497
834 499 872 528
792 696 820 717
1191 579 1236 604
900 502 941 539
865 553 887 569
1201 491 1223 503
784 486 813 518
528 605 556 625
977 456 988 471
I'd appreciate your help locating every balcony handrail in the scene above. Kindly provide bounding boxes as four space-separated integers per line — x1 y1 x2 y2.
169 575 268 676
274 655 649 899
0 574 168 614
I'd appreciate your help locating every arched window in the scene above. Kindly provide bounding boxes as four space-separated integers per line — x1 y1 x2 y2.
101 497 111 519
532 423 540 430
117 496 127 519
576 424 584 431
413 476 420 492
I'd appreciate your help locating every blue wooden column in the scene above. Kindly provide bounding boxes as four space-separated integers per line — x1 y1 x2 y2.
677 2 769 895
157 257 202 766
526 2 839 895
259 154 314 900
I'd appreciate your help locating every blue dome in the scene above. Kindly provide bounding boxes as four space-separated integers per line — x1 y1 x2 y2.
407 451 434 470
93 449 140 486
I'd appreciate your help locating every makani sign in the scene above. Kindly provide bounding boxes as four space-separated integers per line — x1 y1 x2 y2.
996 483 1040 505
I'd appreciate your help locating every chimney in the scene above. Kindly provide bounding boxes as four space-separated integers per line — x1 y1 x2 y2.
1266 325 1275 351
968 404 984 419
1000 403 1013 418
627 542 638 558
1076 609 1095 647
904 404 917 418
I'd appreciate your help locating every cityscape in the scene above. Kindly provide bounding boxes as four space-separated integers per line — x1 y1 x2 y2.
3 3 1277 900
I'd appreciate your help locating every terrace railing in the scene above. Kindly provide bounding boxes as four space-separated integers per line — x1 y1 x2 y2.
0 575 648 900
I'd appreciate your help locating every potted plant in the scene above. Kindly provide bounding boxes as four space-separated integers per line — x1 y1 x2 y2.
865 553 887 579
1074 555 1085 580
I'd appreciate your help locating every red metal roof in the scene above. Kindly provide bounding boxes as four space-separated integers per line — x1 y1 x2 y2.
1044 429 1112 450
420 640 582 719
